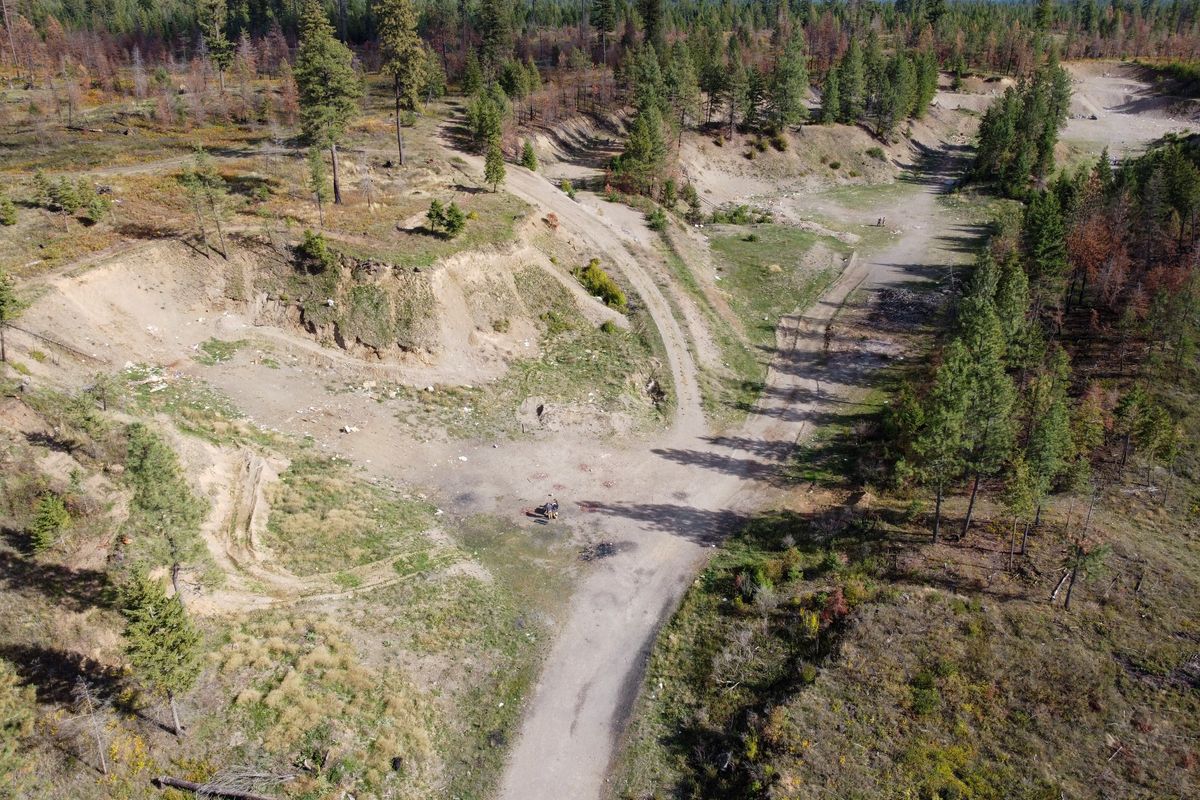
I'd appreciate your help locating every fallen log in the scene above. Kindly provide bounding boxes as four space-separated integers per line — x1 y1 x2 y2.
153 776 277 800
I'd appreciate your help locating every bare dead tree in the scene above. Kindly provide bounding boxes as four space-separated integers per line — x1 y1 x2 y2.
69 678 108 775
155 765 296 799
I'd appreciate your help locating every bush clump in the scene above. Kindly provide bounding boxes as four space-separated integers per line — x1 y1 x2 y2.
866 146 887 160
0 191 16 226
426 199 466 239
646 205 668 231
29 494 70 553
296 230 336 273
573 258 627 312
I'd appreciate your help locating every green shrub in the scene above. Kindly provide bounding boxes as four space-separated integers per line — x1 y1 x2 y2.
560 179 576 199
770 132 788 151
29 494 70 553
83 195 110 224
296 229 335 273
646 206 668 231
910 670 940 715
520 139 538 170
573 259 627 312
828 161 841 170
443 202 466 238
866 146 886 160
661 179 677 209
0 192 16 226
600 320 617 334
427 199 467 239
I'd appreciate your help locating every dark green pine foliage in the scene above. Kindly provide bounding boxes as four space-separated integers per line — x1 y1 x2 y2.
1023 190 1070 314
639 0 665 52
769 29 808 129
118 571 202 737
838 38 865 123
294 0 361 205
957 273 1017 537
198 0 233 89
478 0 513 78
820 66 840 124
974 58 1071 197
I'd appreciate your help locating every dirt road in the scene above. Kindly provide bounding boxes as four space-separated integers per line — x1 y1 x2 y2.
432 134 976 799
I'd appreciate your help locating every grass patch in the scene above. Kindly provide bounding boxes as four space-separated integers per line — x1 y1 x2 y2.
264 455 436 576
708 224 844 350
193 337 247 366
123 364 273 447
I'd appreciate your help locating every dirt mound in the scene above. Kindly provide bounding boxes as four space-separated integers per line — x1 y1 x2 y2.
21 232 622 389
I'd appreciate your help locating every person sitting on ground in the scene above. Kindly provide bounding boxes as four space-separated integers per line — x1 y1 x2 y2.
547 496 560 520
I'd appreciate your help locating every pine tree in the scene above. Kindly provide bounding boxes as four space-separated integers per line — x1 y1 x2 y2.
179 148 229 258
378 0 427 167
958 297 1017 537
198 0 233 90
820 67 840 124
118 571 201 737
620 102 668 195
29 494 70 553
590 0 617 65
726 40 749 139
664 41 701 143
478 0 513 78
838 39 865 123
484 136 506 192
0 268 17 363
639 0 665 51
1001 455 1035 570
295 0 361 205
912 339 971 542
1024 190 1069 313
466 83 509 151
462 51 483 94
629 43 665 115
443 202 466 238
520 139 537 170
769 30 808 130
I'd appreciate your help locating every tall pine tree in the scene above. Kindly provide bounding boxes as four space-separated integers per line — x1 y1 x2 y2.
295 0 361 205
378 0 427 167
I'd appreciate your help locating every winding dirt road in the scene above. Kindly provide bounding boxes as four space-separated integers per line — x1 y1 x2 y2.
439 133 977 800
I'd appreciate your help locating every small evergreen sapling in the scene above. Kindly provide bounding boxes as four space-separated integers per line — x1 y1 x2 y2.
29 494 70 553
520 139 538 170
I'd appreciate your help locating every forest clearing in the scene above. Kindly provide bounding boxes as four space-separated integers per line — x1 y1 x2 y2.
1 2 1199 800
